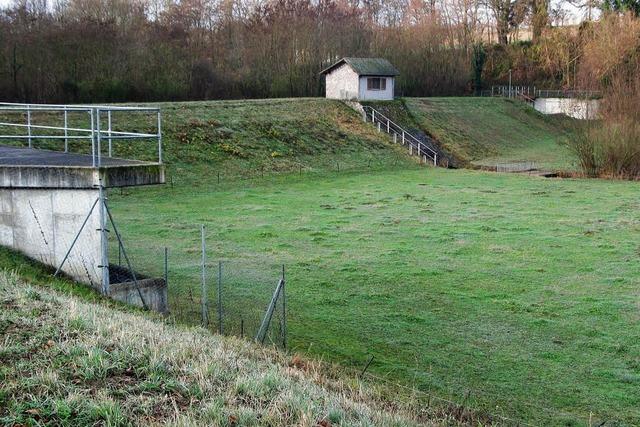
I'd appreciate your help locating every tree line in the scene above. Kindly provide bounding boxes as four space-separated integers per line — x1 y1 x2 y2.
0 0 638 103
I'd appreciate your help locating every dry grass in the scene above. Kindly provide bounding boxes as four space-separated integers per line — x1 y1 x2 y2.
0 269 460 426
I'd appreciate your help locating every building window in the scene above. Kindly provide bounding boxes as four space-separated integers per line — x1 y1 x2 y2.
367 78 386 91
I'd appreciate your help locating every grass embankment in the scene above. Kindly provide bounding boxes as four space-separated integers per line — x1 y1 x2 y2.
112 168 640 425
0 269 452 426
400 97 577 170
0 98 414 185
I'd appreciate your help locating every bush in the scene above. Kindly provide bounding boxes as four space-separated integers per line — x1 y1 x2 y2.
571 119 640 178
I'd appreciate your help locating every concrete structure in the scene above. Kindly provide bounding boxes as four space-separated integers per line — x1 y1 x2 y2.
0 144 167 312
321 57 399 101
534 97 600 120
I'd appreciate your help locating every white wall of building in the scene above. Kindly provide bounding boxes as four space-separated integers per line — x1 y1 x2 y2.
534 98 600 120
358 76 394 101
325 63 360 100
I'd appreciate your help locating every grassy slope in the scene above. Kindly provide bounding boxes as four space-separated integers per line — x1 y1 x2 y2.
111 168 640 425
0 269 447 426
402 97 577 170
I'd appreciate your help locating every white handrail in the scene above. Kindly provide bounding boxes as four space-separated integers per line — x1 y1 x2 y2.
362 105 438 166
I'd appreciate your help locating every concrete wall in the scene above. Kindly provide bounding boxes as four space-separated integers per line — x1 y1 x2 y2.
0 188 103 286
358 76 394 101
534 98 600 120
325 64 360 100
109 278 168 314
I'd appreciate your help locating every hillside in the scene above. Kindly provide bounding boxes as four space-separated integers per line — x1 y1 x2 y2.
371 97 577 171
0 267 449 426
139 98 415 184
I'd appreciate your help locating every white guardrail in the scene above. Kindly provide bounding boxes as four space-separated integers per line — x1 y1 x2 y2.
0 102 162 167
362 105 437 166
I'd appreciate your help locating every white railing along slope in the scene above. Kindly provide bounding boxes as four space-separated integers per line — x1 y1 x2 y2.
362 105 438 166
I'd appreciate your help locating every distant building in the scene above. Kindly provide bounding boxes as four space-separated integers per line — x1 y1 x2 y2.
320 57 399 101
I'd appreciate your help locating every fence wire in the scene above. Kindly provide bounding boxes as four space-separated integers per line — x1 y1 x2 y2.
107 224 286 347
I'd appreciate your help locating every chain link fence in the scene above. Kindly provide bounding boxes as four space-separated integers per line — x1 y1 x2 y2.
107 223 287 348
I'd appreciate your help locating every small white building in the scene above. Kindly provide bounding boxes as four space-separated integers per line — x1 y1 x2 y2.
320 57 399 101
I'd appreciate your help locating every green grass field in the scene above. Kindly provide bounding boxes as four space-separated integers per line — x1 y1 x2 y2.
402 97 577 170
3 97 636 425
111 167 640 425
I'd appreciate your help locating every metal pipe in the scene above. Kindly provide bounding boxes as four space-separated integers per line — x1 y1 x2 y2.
281 264 286 349
64 108 68 152
90 110 96 167
96 109 102 167
26 106 32 148
157 111 162 164
98 183 110 295
201 224 208 327
217 260 222 334
107 110 112 158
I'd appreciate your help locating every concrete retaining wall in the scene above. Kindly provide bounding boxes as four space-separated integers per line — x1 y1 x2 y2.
534 98 600 120
109 278 168 314
0 188 103 286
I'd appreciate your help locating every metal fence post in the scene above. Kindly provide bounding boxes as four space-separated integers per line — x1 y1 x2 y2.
217 260 223 334
402 131 405 145
96 109 102 167
157 110 163 164
26 105 32 148
281 264 286 349
164 247 168 289
90 109 96 167
64 108 68 152
201 225 208 327
98 182 110 295
107 110 112 158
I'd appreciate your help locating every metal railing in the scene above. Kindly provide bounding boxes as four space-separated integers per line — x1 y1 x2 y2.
0 102 162 167
486 86 601 100
362 105 438 166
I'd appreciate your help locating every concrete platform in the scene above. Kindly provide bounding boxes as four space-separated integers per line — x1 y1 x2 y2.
0 145 165 188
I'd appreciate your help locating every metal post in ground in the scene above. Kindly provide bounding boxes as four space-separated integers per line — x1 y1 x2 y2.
201 225 208 327
164 247 168 289
377 121 380 132
394 133 397 144
217 260 223 334
98 182 110 295
281 264 286 349
402 131 405 145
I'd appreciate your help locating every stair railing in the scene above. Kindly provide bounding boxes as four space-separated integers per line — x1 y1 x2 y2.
362 105 437 166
